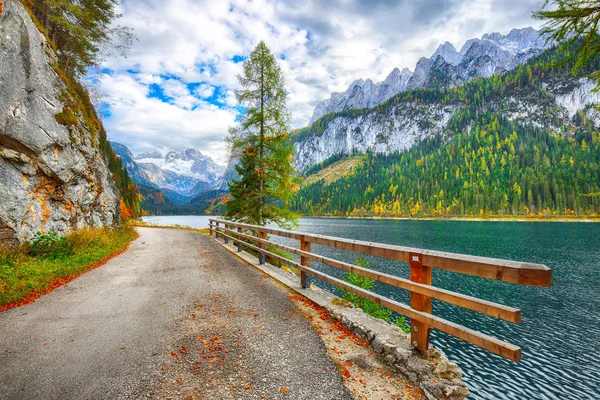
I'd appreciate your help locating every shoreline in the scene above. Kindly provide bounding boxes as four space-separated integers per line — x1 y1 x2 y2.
297 215 600 223
141 214 600 223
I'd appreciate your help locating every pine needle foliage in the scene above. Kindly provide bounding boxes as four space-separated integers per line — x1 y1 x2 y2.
534 0 600 91
225 41 298 228
22 0 133 77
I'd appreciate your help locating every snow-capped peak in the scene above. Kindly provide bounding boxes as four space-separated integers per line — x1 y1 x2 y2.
309 26 552 123
136 148 225 183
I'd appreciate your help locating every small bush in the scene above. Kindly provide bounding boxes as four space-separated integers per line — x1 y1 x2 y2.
266 245 294 268
338 258 392 322
1 226 137 309
395 315 411 334
28 231 74 259
338 258 412 332
54 106 78 126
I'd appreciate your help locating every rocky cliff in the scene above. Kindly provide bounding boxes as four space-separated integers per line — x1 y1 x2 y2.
293 74 600 172
0 1 120 244
310 27 552 123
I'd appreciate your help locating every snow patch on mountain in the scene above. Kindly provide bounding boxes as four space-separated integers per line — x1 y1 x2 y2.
310 27 552 123
136 149 225 184
294 76 599 173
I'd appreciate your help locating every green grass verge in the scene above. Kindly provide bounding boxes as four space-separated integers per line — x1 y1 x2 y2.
0 226 138 310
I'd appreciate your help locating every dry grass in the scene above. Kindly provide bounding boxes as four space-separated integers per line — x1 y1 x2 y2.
0 226 138 310
302 156 363 187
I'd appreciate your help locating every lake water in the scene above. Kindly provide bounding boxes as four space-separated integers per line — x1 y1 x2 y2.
142 215 600 399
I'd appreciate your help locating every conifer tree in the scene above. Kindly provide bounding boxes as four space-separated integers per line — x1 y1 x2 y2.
534 0 600 91
25 0 133 77
225 41 297 227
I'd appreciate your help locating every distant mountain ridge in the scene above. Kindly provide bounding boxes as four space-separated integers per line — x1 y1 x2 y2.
310 27 551 123
136 149 225 184
110 143 225 203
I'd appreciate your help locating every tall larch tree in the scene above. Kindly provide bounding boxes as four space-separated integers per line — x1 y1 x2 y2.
225 41 298 227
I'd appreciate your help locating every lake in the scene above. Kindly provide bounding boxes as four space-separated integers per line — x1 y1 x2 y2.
142 215 600 399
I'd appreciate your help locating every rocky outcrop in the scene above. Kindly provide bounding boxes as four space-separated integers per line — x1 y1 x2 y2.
310 68 413 124
296 102 457 172
293 75 599 172
310 27 552 123
330 306 469 400
0 1 120 244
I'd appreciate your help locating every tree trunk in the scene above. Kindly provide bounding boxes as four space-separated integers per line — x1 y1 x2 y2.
259 55 265 225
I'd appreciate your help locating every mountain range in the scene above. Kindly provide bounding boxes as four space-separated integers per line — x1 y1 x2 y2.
310 27 552 124
110 142 225 206
292 41 600 217
114 26 599 218
291 27 599 173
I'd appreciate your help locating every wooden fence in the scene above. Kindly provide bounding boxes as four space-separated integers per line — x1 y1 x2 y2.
209 219 552 362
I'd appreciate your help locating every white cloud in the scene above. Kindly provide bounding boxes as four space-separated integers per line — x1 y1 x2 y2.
195 83 216 99
99 73 237 165
100 0 545 163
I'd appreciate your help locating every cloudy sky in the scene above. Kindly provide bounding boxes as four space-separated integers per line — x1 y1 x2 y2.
98 0 545 165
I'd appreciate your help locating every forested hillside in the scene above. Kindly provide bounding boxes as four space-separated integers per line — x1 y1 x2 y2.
292 43 600 218
293 113 599 217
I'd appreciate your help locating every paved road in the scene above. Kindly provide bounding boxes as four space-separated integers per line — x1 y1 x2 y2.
0 228 352 400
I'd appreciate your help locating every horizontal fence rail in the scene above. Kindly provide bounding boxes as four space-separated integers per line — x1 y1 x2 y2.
209 219 552 362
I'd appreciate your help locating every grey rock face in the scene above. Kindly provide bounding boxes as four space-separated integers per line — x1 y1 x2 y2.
310 27 552 123
293 75 599 173
295 101 457 172
212 156 239 191
0 1 119 244
431 42 462 66
309 68 413 124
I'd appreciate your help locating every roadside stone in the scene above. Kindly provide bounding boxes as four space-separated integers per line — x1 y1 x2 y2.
444 384 470 399
384 354 395 364
393 348 412 363
371 336 384 354
420 381 444 399
406 355 434 379
394 364 417 382
382 341 397 354
353 325 367 340
366 330 376 343
434 359 463 380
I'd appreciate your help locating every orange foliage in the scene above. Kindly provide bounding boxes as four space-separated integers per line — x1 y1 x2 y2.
119 198 133 220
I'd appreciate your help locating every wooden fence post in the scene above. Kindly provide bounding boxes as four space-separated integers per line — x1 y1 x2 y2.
237 227 243 252
409 252 432 354
258 231 266 264
215 221 219 239
209 221 213 236
300 237 311 289
224 224 229 244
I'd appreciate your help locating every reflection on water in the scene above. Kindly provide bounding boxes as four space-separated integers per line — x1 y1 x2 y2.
143 215 600 399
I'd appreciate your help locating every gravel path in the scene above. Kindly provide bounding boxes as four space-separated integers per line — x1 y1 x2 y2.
0 227 352 400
